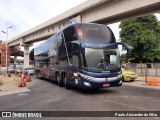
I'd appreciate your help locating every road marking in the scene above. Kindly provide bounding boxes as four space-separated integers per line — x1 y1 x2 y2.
16 93 29 96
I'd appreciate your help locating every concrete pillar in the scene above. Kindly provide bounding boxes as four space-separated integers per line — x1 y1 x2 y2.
20 39 33 68
14 56 17 64
24 46 30 68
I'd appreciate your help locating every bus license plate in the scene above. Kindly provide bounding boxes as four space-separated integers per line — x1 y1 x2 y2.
103 83 110 87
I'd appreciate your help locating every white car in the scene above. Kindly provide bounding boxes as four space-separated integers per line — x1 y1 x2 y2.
23 67 35 75
7 66 15 73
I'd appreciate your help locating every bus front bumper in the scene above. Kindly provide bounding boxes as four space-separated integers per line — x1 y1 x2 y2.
78 74 122 89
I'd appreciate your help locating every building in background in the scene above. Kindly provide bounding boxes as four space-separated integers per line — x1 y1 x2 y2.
0 41 10 67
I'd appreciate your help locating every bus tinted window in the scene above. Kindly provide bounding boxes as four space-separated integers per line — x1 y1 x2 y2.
63 26 77 43
77 24 115 44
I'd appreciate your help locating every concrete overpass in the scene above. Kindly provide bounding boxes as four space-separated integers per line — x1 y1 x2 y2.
7 0 160 67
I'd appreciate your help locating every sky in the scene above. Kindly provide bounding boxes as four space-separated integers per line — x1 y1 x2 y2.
0 0 87 40
0 0 160 55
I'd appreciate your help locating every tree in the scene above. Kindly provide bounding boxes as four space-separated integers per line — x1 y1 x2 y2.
119 15 160 63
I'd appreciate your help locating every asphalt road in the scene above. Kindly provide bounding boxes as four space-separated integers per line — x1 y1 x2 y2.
0 76 160 120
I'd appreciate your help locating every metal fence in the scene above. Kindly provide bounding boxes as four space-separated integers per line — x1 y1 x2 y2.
126 63 160 69
128 68 160 77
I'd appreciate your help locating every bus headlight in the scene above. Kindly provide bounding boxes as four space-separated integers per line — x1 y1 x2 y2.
84 82 91 87
79 73 94 80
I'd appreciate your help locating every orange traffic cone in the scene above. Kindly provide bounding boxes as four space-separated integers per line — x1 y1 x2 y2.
147 78 159 86
18 73 22 87
18 72 26 87
26 72 31 82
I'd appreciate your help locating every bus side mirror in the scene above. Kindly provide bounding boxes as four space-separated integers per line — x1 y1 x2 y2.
117 42 132 55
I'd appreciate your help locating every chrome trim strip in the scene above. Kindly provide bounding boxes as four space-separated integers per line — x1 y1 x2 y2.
78 72 122 82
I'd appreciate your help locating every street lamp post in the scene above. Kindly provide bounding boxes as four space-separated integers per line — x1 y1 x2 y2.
1 26 13 76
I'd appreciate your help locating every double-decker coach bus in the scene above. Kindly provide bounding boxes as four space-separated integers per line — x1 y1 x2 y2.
30 23 131 89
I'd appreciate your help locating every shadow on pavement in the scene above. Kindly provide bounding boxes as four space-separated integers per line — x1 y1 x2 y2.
34 76 118 95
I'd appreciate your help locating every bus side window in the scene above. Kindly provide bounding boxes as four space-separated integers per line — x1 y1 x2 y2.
63 26 77 42
57 33 63 47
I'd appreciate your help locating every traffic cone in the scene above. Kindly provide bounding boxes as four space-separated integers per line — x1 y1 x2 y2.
18 82 22 87
18 72 26 87
26 72 31 82
147 78 159 86
21 73 26 87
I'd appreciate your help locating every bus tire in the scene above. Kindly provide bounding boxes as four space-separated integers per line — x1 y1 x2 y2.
64 75 71 90
58 75 64 87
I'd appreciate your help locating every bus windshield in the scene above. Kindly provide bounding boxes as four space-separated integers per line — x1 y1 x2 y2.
77 24 115 44
83 48 120 71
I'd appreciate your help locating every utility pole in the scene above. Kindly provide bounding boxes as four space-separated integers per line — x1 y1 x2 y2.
1 26 13 76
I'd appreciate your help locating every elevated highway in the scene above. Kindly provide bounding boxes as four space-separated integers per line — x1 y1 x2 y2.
7 0 160 67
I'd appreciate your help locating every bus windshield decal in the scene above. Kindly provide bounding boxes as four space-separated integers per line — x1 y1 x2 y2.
77 28 82 36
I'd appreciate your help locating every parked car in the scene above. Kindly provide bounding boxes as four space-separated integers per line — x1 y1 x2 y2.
15 67 22 73
7 66 15 73
23 67 35 75
122 69 138 81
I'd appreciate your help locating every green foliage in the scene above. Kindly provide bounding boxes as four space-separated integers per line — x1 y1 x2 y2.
119 15 160 63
